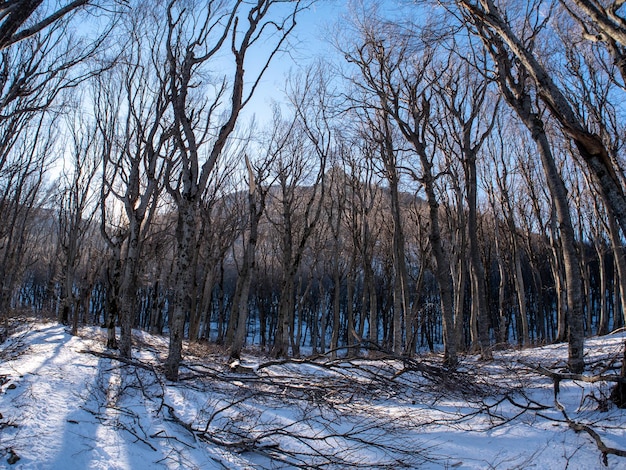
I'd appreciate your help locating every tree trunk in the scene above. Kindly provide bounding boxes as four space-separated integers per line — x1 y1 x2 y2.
490 45 585 370
366 263 378 349
596 239 609 336
119 219 141 359
458 0 626 239
228 222 256 355
421 158 457 367
512 239 529 346
272 271 295 358
607 210 626 329
390 176 409 355
454 255 468 352
494 218 509 345
466 155 492 359
165 201 197 381
346 266 357 357
330 261 341 359
104 247 121 350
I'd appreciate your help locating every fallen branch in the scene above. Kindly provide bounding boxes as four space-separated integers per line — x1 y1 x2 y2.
79 350 157 372
568 420 626 465
556 406 626 466
530 364 626 385
522 362 626 406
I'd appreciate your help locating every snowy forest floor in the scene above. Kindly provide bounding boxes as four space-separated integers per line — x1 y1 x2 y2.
0 317 625 469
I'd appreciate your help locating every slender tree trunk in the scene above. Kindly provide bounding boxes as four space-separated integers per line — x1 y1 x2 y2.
580 238 593 334
512 242 529 345
381 123 410 355
458 0 626 238
497 69 584 370
104 245 122 350
454 256 468 352
229 189 260 357
607 211 626 329
421 158 457 367
494 218 509 345
346 266 357 357
550 244 566 343
466 156 492 359
272 271 295 358
596 239 609 336
320 285 328 354
330 261 341 359
366 263 378 349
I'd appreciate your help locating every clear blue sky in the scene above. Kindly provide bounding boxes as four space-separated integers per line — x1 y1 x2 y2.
241 1 347 126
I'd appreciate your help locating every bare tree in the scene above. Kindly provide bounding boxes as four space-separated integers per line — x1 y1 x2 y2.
95 5 171 357
266 115 327 359
455 1 585 370
344 23 459 365
349 132 384 352
0 0 120 327
57 108 100 334
0 0 122 50
226 154 271 359
0 112 53 316
163 0 307 380
560 0 626 86
456 0 626 247
433 54 499 355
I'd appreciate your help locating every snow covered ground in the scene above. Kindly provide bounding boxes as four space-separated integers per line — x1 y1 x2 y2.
0 318 624 469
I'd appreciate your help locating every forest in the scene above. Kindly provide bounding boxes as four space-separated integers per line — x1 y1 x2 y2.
1 0 626 389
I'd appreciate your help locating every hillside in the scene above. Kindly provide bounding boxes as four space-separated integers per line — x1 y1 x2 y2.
0 318 624 469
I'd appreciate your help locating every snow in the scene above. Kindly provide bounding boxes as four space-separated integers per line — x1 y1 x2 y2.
0 318 625 469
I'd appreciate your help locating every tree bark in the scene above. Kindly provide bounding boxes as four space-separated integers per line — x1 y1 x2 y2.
165 201 196 381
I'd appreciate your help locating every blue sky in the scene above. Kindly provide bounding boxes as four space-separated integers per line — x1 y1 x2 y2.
240 1 347 126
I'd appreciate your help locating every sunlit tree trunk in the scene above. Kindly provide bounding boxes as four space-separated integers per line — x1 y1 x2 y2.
469 14 585 370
